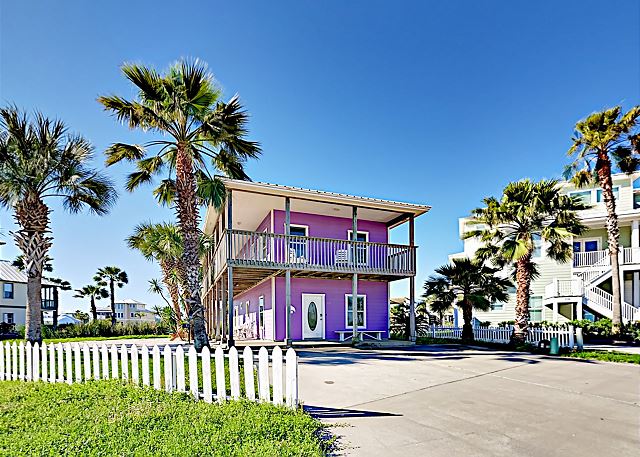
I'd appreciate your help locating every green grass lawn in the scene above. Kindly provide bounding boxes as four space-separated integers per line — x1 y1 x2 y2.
0 380 326 456
560 350 640 364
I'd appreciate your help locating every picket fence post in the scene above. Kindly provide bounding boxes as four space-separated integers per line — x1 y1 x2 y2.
243 347 255 401
201 346 212 403
82 344 91 381
141 345 150 387
229 347 240 400
175 345 185 392
12 343 18 381
0 341 4 381
258 347 270 402
26 342 32 381
41 343 47 383
71 344 80 383
100 345 109 380
568 325 575 349
272 346 283 406
215 347 225 404
188 346 198 399
18 342 25 381
152 346 161 390
131 345 139 386
48 343 55 382
163 345 173 392
64 344 73 384
285 348 298 408
121 344 129 382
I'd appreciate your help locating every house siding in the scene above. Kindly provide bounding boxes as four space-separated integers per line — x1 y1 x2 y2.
273 277 388 341
272 210 388 242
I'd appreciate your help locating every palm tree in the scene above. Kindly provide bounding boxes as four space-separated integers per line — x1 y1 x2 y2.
389 300 431 339
426 297 453 326
46 277 72 327
564 106 640 335
465 180 587 344
424 258 511 341
127 223 183 325
74 284 109 321
0 106 116 343
99 60 261 350
94 267 129 326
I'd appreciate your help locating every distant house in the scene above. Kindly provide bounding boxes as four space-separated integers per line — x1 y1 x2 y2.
96 298 156 324
0 260 60 327
56 313 82 326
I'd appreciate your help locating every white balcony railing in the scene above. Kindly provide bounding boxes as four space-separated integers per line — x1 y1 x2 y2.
544 278 583 298
573 247 640 268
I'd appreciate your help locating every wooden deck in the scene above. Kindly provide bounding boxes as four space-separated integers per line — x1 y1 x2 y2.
203 229 417 295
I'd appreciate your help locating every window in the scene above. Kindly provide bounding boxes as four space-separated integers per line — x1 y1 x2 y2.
130 313 135 318
532 233 542 258
345 294 366 328
569 190 591 205
3 283 14 299
348 230 369 265
596 187 619 203
528 296 543 322
130 303 136 310
490 302 504 311
3 313 14 324
258 296 265 337
288 225 308 259
574 239 600 253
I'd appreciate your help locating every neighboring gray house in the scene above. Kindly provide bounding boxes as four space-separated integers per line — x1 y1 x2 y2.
0 260 59 327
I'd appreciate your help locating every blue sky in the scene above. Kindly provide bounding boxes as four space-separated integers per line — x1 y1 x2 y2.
1 0 638 313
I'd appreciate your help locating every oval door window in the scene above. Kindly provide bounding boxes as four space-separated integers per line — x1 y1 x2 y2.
308 301 318 331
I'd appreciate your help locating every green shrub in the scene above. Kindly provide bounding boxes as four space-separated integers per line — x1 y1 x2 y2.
0 381 327 456
30 320 171 340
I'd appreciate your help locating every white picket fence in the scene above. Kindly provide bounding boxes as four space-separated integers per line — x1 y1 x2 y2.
0 342 298 408
430 325 575 348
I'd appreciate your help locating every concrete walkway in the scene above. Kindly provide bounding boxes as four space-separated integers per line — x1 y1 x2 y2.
297 345 640 456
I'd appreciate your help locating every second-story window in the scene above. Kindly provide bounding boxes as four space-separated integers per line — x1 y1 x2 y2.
532 233 542 258
3 283 14 299
289 225 308 260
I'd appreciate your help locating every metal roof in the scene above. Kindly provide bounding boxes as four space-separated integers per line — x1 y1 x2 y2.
0 260 56 286
218 177 431 215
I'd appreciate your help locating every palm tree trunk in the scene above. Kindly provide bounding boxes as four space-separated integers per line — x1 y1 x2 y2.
110 280 116 327
596 153 623 335
513 254 532 345
12 195 52 344
175 145 209 351
461 300 474 341
90 296 97 321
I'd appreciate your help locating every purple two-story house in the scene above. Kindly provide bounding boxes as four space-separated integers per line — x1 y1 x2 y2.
202 178 430 346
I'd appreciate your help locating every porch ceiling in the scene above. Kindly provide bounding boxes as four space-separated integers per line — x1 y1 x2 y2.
204 177 430 234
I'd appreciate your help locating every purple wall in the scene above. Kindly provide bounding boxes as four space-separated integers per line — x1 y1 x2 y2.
273 277 388 340
273 210 388 243
234 279 273 339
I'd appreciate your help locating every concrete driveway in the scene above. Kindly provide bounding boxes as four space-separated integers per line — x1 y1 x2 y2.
297 345 640 457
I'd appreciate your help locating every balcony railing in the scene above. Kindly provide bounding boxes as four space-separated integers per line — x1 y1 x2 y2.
573 248 640 268
205 229 416 283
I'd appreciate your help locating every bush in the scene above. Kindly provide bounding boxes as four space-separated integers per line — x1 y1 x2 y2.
30 320 171 340
0 381 327 456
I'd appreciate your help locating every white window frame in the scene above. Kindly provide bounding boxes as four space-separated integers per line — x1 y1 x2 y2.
258 295 265 338
3 312 14 324
344 294 367 329
286 224 309 260
573 237 602 252
347 230 369 265
596 186 620 203
490 302 504 311
3 283 14 300
528 295 543 323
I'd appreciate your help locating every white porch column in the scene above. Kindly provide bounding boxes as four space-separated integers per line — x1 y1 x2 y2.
634 272 640 307
576 300 583 320
408 215 416 342
632 220 640 263
552 301 559 323
227 189 234 347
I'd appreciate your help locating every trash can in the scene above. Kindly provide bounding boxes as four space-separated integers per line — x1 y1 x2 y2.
549 337 559 355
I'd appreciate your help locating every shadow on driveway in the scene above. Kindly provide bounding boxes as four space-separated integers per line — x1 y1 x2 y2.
304 405 402 419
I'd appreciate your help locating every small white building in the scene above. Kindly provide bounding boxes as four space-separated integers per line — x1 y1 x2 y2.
96 298 156 324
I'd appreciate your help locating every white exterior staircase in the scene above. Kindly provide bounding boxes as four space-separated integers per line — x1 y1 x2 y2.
544 248 640 323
